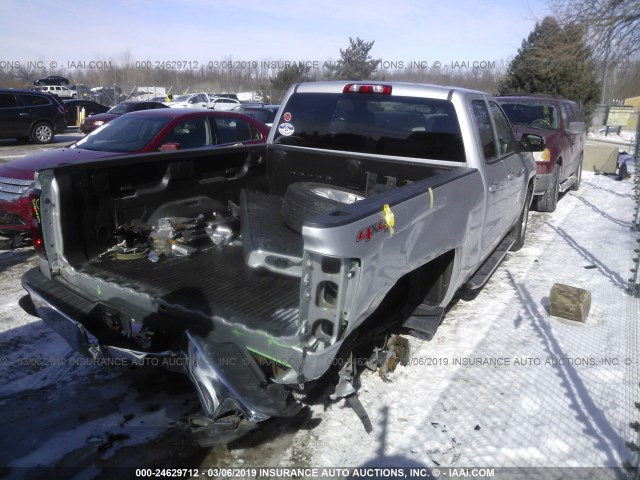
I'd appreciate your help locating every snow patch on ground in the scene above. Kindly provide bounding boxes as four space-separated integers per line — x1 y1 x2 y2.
278 172 640 469
0 172 638 474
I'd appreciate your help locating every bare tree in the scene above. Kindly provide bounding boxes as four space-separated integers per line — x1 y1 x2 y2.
551 0 640 101
13 64 37 84
551 0 639 60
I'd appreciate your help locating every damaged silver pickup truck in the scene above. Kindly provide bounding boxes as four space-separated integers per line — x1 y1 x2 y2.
21 82 541 443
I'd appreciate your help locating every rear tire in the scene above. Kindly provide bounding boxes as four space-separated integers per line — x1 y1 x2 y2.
31 122 54 144
572 158 582 191
536 166 559 212
510 190 531 252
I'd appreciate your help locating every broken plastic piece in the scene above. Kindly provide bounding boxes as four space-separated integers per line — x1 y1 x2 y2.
347 395 373 433
330 354 357 400
171 243 197 256
330 353 372 433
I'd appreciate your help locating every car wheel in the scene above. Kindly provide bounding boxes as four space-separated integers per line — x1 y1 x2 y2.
572 157 582 191
281 182 365 233
536 166 559 212
31 122 54 144
510 189 532 252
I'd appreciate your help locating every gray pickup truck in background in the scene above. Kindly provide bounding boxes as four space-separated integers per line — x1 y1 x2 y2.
21 81 541 443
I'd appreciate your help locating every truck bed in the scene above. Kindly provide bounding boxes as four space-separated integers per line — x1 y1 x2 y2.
41 145 458 340
77 243 301 337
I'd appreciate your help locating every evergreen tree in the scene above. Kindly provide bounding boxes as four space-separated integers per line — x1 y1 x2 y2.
327 37 380 80
269 63 311 103
498 17 600 108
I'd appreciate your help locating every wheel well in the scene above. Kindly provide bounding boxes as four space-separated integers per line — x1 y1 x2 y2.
31 119 54 131
341 249 456 349
407 250 456 308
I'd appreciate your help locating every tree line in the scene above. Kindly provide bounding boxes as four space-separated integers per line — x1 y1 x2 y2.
1 0 637 113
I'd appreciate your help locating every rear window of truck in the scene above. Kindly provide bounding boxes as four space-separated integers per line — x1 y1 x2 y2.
273 93 464 162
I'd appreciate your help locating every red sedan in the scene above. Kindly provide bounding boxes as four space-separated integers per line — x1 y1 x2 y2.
0 109 270 244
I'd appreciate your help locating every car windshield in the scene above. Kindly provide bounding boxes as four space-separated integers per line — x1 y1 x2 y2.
273 93 464 161
498 102 559 130
74 115 171 152
173 95 191 102
107 103 134 114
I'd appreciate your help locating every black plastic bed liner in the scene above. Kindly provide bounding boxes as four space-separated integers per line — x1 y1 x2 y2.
78 244 301 337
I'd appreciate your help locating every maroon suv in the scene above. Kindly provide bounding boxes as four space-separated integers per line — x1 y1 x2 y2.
496 95 586 212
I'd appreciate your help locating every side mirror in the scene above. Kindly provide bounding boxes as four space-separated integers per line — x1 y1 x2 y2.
159 142 180 151
568 121 586 135
520 134 545 152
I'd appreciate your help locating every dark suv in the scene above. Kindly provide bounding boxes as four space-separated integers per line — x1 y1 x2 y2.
0 89 67 144
33 75 70 86
496 95 586 212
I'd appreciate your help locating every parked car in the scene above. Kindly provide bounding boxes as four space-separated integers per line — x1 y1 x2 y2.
69 84 94 99
80 100 168 133
0 109 269 243
38 85 77 99
210 97 241 111
165 93 211 109
210 92 239 101
0 88 67 144
32 76 69 86
21 81 541 445
496 95 586 212
233 103 279 126
62 99 110 126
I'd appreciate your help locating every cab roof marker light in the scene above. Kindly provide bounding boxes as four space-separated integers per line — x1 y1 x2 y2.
343 84 392 95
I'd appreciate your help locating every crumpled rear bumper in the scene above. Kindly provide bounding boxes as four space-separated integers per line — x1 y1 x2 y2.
21 267 300 443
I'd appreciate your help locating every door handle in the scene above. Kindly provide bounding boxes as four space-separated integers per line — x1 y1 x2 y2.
19 113 29 116
489 183 499 192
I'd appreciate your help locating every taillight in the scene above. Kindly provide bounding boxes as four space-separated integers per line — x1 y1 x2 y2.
343 84 392 95
29 189 46 259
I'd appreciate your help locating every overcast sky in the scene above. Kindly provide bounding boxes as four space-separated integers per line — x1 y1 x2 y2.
0 0 550 69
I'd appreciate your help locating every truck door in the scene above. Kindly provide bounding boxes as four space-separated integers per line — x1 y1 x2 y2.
561 103 584 177
488 100 524 224
469 97 510 258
